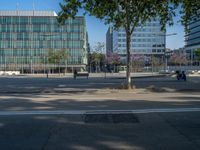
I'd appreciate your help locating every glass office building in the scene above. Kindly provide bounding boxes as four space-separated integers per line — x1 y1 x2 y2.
0 10 88 73
106 18 165 62
185 15 200 65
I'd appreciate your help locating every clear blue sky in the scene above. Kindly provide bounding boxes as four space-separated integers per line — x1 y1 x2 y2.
0 0 185 50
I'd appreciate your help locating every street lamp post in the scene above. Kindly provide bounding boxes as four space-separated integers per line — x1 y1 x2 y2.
164 33 177 72
164 33 167 71
156 33 177 72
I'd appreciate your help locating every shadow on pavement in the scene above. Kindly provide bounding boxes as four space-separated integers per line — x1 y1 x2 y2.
0 95 199 149
0 96 200 111
0 100 200 150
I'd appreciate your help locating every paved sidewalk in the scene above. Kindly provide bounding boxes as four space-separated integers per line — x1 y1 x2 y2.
0 76 199 150
0 112 199 150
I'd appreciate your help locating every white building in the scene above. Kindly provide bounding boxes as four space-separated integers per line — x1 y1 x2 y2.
106 18 165 62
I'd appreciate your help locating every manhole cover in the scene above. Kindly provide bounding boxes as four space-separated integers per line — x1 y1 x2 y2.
83 113 139 123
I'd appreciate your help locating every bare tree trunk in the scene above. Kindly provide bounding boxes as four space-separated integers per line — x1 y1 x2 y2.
126 31 132 89
96 62 97 73
125 0 133 89
59 64 61 76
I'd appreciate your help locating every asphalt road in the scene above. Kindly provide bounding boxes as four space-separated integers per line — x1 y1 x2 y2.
0 76 199 150
0 76 199 93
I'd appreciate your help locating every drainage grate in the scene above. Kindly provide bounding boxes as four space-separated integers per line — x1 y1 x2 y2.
83 112 139 123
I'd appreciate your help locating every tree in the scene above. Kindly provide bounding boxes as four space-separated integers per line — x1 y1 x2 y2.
151 55 163 72
58 0 200 89
54 49 68 74
131 54 145 72
88 42 105 72
169 53 187 66
194 49 200 65
93 42 105 53
47 49 68 74
89 52 105 72
107 52 121 72
47 49 55 65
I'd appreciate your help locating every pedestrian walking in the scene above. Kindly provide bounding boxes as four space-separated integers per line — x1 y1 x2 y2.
74 69 77 79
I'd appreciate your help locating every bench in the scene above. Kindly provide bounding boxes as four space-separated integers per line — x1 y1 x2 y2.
74 72 89 79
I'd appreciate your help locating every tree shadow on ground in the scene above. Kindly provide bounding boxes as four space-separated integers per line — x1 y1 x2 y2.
0 95 200 111
0 96 200 149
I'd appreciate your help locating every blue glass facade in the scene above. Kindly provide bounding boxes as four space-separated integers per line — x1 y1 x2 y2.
107 18 165 56
0 11 88 72
185 16 200 64
186 18 200 47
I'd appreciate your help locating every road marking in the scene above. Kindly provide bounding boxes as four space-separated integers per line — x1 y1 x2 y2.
0 108 200 116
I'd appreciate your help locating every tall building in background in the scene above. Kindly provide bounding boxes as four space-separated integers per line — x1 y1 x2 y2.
185 16 200 65
106 27 113 54
0 10 88 73
106 18 165 62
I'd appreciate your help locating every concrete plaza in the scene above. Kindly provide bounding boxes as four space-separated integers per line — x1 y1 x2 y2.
0 75 200 150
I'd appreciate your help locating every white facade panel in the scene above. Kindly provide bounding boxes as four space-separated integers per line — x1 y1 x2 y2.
111 18 165 55
0 11 57 16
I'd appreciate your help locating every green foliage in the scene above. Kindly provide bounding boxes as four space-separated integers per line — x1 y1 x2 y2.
89 42 105 65
58 0 200 88
89 52 105 65
48 49 55 64
58 0 200 31
194 49 200 62
58 1 160 31
180 0 200 32
55 49 68 64
47 49 68 64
